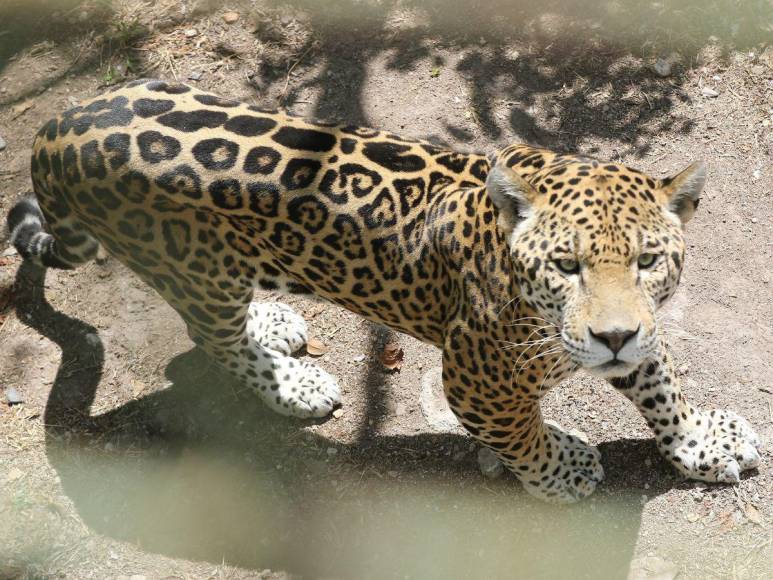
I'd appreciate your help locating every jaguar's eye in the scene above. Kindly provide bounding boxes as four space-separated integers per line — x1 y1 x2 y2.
554 258 580 275
637 253 659 269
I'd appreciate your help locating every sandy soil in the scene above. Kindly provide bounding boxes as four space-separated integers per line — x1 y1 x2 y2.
1 1 772 578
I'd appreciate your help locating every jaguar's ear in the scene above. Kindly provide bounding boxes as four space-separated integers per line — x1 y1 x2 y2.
486 164 539 238
661 162 706 225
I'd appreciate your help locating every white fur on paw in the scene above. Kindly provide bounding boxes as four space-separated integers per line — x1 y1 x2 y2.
521 422 604 504
668 409 761 484
255 357 341 419
247 302 307 356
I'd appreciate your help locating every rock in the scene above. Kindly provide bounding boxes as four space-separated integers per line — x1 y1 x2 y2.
184 28 198 38
332 408 343 419
5 387 23 405
0 135 6 151
419 366 463 433
477 447 504 479
751 217 759 223
701 86 719 98
752 170 761 181
6 467 25 482
653 59 671 77
188 71 203 81
628 556 678 580
223 11 240 24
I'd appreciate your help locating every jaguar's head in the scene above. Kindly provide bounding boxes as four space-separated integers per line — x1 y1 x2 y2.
487 146 705 378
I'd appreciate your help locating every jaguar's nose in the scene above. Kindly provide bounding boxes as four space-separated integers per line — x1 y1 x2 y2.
589 326 639 354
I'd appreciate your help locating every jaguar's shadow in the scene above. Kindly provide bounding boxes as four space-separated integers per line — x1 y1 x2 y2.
15 263 682 579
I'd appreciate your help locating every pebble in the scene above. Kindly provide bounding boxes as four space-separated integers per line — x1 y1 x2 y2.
752 170 761 180
188 71 203 81
5 387 23 405
477 447 504 479
751 217 758 223
701 86 719 98
628 556 677 580
332 408 344 419
0 135 6 151
184 28 198 38
653 58 671 77
223 11 240 24
419 366 463 433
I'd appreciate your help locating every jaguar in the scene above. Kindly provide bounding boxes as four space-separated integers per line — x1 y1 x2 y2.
6 79 761 502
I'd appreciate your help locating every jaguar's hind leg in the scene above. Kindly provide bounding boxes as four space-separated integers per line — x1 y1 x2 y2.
127 271 339 418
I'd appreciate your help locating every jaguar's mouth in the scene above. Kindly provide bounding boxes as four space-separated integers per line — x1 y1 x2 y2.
586 358 638 379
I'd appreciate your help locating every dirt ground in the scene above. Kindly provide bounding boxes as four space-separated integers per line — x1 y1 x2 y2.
1 1 772 578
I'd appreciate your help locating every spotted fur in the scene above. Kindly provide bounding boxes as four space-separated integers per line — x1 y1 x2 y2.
6 79 761 502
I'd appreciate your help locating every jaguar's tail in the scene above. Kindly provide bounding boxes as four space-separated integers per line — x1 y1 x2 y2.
6 196 93 269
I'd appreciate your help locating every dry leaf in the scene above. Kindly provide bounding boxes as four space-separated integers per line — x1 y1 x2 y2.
717 510 736 534
12 100 33 118
744 503 763 526
306 337 329 356
380 342 404 370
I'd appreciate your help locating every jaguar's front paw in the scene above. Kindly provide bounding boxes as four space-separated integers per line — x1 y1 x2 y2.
519 422 605 504
666 409 761 483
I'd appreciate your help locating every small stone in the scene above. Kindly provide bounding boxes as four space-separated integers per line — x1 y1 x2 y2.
628 556 678 580
0 135 6 151
712 75 722 81
477 447 504 479
352 353 366 363
6 467 25 482
701 86 719 98
752 170 761 181
326 447 338 456
223 11 240 24
188 71 203 81
332 409 344 419
653 58 671 77
686 512 700 522
751 217 758 223
5 387 23 405
184 28 198 38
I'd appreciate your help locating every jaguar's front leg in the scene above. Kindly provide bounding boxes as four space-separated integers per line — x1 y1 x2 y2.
442 326 604 503
610 337 761 483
